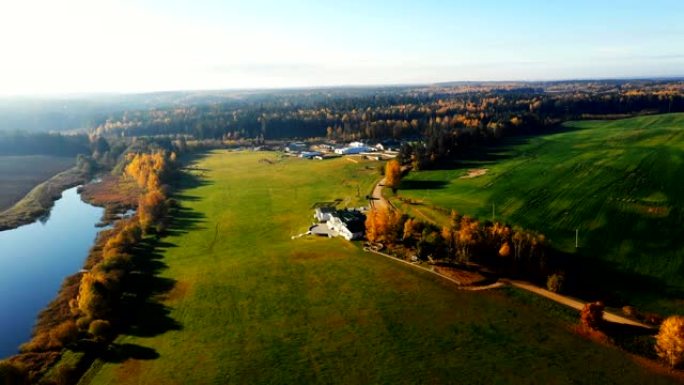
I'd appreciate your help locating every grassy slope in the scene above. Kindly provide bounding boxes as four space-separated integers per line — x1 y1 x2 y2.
0 155 74 211
80 151 677 385
397 114 684 311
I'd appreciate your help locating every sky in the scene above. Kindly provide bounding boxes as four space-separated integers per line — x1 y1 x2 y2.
1 0 683 95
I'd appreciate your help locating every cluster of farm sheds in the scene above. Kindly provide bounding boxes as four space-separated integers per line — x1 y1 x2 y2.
282 140 401 160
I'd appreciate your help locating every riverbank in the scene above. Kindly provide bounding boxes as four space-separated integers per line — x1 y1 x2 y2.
2 153 177 384
0 186 104 380
79 175 142 225
1 176 139 383
0 167 88 231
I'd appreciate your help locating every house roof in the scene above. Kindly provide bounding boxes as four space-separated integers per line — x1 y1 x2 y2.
335 210 361 220
345 219 365 233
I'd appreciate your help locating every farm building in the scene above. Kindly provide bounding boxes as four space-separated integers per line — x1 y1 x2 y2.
375 140 401 152
334 146 375 155
326 210 365 241
299 151 323 159
285 142 307 152
313 206 335 222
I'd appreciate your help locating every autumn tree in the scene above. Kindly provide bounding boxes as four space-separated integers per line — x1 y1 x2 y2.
125 151 170 190
402 218 422 245
138 188 168 233
456 216 480 262
75 272 112 321
498 242 511 257
655 315 684 368
365 207 405 244
365 208 380 243
89 319 113 341
546 273 565 293
384 160 402 192
580 301 605 330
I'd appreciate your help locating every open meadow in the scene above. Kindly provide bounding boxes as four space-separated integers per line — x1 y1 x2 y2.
0 155 74 211
395 114 684 313
76 151 679 384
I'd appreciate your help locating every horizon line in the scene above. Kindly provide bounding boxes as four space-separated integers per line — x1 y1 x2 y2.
2 75 684 99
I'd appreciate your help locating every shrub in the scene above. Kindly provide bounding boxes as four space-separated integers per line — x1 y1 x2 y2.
76 317 91 331
88 319 112 340
621 306 638 318
21 320 81 352
546 273 565 293
0 360 28 385
655 315 684 369
498 242 511 257
49 320 79 347
580 301 605 330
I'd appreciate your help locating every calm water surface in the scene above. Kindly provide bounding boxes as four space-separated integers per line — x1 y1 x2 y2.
0 187 103 357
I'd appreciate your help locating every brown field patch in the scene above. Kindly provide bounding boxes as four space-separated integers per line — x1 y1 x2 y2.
459 168 489 179
432 265 487 286
80 175 142 208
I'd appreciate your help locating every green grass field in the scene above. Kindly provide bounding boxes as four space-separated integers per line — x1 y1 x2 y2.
396 114 684 312
0 155 74 211
78 151 678 384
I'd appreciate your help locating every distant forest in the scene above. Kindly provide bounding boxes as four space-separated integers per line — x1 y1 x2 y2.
2 80 684 160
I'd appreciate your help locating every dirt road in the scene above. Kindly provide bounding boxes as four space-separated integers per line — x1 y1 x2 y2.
507 280 654 329
370 178 390 210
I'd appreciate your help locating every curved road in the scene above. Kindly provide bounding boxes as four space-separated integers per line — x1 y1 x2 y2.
370 177 390 210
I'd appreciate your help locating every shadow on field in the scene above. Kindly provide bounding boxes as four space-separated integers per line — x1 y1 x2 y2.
566 254 684 314
421 126 578 171
165 168 210 237
107 165 211 361
602 321 659 359
101 343 160 363
119 237 181 342
399 180 449 190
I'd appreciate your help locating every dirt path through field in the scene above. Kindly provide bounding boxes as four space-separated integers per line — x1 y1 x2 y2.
506 280 653 329
370 178 391 210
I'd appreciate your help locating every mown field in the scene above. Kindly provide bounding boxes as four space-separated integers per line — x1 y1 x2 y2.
79 151 678 384
0 155 74 211
396 113 684 313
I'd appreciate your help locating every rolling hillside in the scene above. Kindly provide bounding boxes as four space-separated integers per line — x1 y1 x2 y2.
396 114 684 312
76 151 678 384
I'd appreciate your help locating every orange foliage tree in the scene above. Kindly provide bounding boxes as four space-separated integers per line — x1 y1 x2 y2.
656 315 684 368
365 207 404 244
384 160 402 191
138 188 168 233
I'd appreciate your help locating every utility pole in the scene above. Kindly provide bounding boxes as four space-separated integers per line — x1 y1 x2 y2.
492 203 495 221
575 228 579 248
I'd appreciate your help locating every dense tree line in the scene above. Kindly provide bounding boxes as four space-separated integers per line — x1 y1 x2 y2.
366 207 553 281
8 150 177 383
90 81 684 145
0 133 91 157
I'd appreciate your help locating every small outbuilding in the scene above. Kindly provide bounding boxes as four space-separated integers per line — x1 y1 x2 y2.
314 206 336 222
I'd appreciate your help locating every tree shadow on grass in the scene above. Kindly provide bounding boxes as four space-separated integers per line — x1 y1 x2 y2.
399 180 449 190
563 252 684 316
101 343 160 363
602 321 659 359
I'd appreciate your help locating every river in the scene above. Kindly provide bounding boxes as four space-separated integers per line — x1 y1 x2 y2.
0 186 103 358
